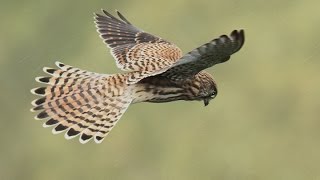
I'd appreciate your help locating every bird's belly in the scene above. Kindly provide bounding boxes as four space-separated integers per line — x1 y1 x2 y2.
131 85 186 104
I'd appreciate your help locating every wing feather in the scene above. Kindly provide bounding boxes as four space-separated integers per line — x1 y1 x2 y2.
162 30 245 82
94 9 182 80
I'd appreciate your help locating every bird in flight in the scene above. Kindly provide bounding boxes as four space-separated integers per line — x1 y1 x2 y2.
31 9 245 144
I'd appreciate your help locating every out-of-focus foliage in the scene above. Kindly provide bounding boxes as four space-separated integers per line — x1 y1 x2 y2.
1 0 320 179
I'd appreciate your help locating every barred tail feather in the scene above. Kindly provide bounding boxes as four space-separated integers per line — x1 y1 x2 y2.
31 62 132 144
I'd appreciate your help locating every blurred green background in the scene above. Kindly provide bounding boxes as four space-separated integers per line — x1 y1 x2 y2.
1 0 320 179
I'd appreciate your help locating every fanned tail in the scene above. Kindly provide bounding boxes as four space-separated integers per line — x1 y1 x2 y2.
31 62 132 144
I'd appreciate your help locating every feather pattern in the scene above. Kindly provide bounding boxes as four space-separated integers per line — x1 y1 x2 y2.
94 9 182 79
31 62 132 144
31 9 245 144
162 30 245 82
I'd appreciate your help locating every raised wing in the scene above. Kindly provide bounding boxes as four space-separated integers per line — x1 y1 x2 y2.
162 30 245 82
94 9 182 81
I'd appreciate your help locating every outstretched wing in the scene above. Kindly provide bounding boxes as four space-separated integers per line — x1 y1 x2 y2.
162 30 245 82
94 10 182 83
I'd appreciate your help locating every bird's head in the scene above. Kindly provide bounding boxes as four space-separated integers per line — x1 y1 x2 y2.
185 71 217 106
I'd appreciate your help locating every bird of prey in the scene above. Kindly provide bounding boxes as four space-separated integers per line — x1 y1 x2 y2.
31 9 245 144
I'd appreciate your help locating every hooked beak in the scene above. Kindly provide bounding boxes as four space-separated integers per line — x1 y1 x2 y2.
203 98 210 106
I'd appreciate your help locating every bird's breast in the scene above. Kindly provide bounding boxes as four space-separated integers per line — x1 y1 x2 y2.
131 83 187 104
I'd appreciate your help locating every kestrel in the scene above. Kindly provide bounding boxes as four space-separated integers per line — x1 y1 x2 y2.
31 10 245 144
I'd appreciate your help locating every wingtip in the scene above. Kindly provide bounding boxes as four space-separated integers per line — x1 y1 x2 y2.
230 29 245 49
237 29 245 38
102 9 111 16
238 29 245 48
231 29 245 39
93 13 99 22
115 9 121 17
115 10 131 24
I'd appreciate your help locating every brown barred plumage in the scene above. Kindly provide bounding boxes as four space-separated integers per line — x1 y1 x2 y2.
31 62 134 143
94 10 182 73
31 9 245 144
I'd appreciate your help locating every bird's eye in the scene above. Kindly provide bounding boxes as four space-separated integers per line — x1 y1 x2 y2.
210 92 216 98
